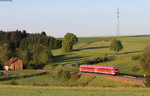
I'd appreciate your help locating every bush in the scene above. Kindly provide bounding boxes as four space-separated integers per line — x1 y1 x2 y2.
62 71 71 80
131 55 141 60
57 69 71 80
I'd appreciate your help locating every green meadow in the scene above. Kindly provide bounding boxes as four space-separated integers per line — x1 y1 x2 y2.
0 35 150 95
52 35 150 75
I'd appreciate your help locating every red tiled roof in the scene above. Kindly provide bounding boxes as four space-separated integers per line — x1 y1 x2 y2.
4 57 19 66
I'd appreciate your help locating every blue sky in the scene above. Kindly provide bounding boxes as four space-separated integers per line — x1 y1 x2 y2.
0 0 150 37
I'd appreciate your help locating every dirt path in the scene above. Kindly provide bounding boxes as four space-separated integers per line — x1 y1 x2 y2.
76 42 94 51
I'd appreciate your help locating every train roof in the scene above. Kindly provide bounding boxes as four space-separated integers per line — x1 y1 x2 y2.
80 65 119 69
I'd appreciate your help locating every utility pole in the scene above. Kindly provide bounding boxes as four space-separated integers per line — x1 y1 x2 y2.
116 8 120 37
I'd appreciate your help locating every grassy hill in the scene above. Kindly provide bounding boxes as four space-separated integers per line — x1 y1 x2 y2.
0 35 149 88
51 35 150 75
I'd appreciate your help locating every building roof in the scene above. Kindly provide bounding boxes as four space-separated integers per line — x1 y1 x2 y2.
4 57 21 66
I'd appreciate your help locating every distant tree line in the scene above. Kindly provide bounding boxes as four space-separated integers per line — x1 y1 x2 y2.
0 30 62 51
0 30 62 69
19 34 62 50
0 30 27 51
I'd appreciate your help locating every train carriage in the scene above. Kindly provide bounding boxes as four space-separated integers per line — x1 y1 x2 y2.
80 65 120 75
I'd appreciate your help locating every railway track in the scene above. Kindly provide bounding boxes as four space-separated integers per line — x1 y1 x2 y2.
36 70 145 86
79 72 145 86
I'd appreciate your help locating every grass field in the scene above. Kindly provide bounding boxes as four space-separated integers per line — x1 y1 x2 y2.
0 85 150 96
0 35 149 96
52 35 149 75
78 35 150 43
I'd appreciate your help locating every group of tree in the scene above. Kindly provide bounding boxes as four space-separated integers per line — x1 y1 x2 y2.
19 34 62 50
0 30 27 51
141 44 150 87
0 30 62 69
18 44 53 69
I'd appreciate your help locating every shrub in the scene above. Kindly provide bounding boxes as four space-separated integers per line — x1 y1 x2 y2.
57 69 71 80
62 71 71 80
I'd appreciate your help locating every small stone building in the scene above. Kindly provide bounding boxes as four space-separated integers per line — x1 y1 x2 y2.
3 57 23 71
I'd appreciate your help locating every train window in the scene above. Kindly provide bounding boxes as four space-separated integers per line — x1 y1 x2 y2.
115 68 119 71
106 69 111 71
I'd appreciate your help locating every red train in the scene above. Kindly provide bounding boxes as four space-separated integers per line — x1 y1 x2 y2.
80 65 120 75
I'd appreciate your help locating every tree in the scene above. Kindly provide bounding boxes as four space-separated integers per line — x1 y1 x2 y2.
62 33 78 52
141 45 150 72
110 38 123 54
0 43 11 67
41 31 47 36
141 45 150 86
27 44 53 69
18 49 32 69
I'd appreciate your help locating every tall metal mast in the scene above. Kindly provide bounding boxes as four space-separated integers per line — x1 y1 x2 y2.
117 8 120 37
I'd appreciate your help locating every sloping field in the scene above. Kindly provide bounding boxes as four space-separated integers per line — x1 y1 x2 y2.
52 35 149 75
0 35 149 88
78 35 150 43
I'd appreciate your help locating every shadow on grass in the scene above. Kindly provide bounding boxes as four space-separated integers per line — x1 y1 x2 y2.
54 54 86 63
0 72 49 82
120 51 143 55
74 46 109 51
119 73 144 78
